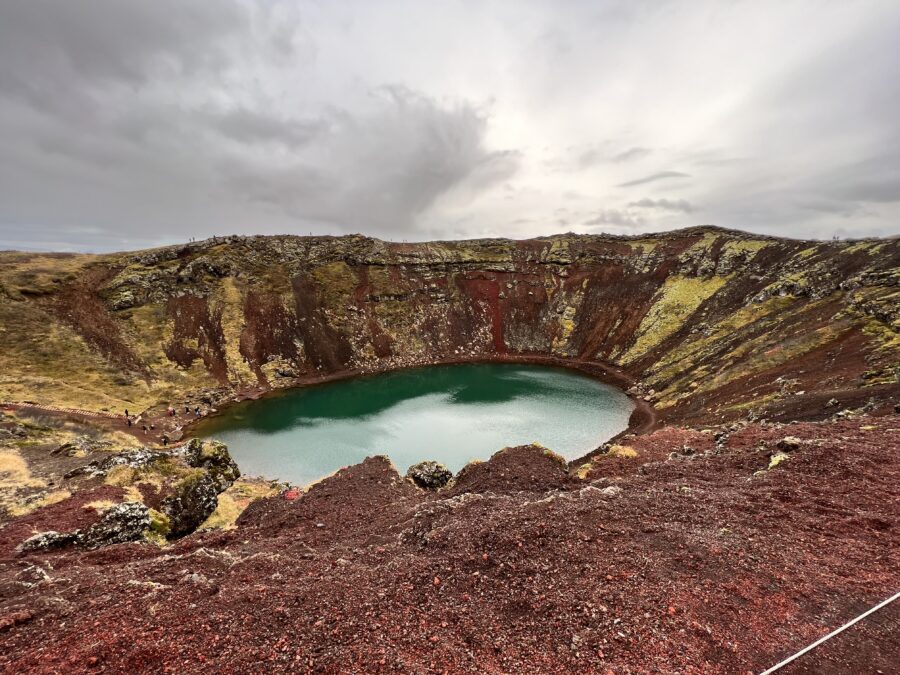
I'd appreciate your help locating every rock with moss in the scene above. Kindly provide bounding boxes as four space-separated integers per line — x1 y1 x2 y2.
160 440 240 538
179 438 240 490
18 530 80 552
63 439 240 540
406 461 453 489
147 508 171 538
161 471 229 538
65 447 166 479
80 502 151 549
18 503 151 552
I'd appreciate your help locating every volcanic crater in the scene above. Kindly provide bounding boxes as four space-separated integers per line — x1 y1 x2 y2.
0 226 898 673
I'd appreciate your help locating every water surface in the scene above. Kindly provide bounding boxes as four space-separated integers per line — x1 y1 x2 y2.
195 363 633 486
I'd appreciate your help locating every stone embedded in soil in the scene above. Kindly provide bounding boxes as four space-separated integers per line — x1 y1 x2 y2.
18 530 79 553
79 502 151 549
405 461 453 489
17 502 150 552
776 436 803 452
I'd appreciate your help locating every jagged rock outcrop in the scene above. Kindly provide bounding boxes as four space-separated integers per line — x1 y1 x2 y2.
79 502 151 549
57 439 239 543
405 461 453 489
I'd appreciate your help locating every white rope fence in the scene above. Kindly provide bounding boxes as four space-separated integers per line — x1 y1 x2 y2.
0 401 121 419
760 590 900 674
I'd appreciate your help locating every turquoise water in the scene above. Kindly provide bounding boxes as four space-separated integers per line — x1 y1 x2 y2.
195 363 633 486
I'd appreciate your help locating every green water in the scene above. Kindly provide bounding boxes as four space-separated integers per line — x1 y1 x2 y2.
195 363 634 486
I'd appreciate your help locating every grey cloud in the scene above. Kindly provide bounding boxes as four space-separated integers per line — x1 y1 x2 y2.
617 171 690 188
612 147 652 163
583 209 645 228
797 200 870 218
628 198 695 213
0 1 245 109
828 162 900 204
1 1 899 250
575 144 651 169
220 90 518 234
0 2 516 247
207 108 327 148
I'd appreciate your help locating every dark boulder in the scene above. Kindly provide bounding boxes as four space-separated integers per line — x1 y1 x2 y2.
406 461 453 489
18 530 80 553
80 502 151 549
162 439 240 538
161 472 225 538
178 438 240 489
18 502 151 552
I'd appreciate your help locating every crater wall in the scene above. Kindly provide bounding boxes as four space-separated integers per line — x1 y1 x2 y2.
1 227 897 424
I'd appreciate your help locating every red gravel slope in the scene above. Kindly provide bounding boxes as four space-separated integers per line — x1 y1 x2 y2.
1 416 897 673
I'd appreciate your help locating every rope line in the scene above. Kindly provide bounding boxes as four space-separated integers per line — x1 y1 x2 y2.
759 590 900 674
0 401 121 419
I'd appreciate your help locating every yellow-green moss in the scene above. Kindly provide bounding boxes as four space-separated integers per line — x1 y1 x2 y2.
721 240 770 257
649 295 794 385
620 274 730 364
551 303 579 355
83 499 118 512
606 444 638 459
768 452 789 469
572 462 593 479
626 239 659 255
312 262 358 307
148 508 171 535
0 449 46 491
215 277 256 385
540 446 568 467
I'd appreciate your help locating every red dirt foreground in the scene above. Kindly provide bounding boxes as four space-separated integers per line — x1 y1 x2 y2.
1 416 898 673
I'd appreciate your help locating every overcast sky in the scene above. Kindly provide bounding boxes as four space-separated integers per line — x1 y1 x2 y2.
1 1 899 251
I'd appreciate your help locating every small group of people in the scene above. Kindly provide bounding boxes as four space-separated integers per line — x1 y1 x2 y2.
122 403 196 447
123 409 142 429
123 407 158 434
159 404 204 418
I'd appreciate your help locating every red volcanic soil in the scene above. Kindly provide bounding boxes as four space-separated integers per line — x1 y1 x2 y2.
1 416 898 673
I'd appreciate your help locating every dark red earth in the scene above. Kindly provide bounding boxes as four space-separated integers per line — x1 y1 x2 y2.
1 415 897 673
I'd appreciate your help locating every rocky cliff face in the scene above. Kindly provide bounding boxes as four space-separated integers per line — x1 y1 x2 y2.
1 226 897 424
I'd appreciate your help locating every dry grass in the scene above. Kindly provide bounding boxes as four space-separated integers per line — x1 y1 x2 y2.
83 499 118 512
7 489 71 517
0 450 46 490
200 478 281 530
